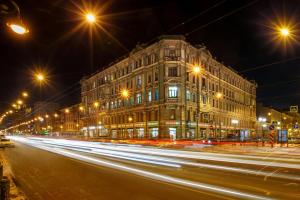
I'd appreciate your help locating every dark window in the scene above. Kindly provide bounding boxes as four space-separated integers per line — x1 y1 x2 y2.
148 74 152 83
155 72 158 81
186 72 189 81
168 67 178 77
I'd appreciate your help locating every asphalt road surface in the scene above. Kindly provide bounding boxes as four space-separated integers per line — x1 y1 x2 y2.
3 137 300 200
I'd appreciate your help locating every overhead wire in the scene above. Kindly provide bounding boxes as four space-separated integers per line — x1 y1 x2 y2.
185 0 260 36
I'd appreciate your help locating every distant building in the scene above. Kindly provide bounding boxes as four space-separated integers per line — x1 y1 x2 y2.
81 35 257 139
59 104 83 135
256 103 300 139
33 101 59 133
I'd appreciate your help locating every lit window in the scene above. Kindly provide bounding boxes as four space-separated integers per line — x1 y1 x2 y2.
151 128 158 138
186 90 190 101
168 86 178 98
148 90 152 102
155 88 159 100
136 75 142 87
136 93 142 104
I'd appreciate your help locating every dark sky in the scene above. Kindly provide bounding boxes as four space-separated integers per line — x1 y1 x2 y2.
0 0 299 111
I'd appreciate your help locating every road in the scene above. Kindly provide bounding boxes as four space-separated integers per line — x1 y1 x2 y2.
3 136 300 200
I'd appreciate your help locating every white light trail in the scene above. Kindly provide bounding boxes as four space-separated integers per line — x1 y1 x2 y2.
39 140 300 181
9 137 300 182
28 137 300 169
12 137 271 200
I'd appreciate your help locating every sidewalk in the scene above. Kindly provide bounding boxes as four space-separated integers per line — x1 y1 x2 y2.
203 143 300 156
0 149 27 200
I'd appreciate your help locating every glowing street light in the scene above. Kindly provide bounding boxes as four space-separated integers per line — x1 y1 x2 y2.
65 109 70 114
93 102 99 108
3 1 29 35
86 13 96 23
279 27 290 37
79 106 84 112
22 92 28 97
268 112 272 116
17 100 23 105
7 23 29 35
192 65 201 74
121 89 129 98
216 92 223 99
36 73 45 82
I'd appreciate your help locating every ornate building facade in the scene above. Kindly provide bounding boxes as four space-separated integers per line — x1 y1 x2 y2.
81 35 257 140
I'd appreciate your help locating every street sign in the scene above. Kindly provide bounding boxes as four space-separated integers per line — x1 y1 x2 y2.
278 130 287 142
294 124 299 129
290 106 298 113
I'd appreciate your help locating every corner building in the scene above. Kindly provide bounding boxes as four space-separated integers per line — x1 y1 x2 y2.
81 35 256 140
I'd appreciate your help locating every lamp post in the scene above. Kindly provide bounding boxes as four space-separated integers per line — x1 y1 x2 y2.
93 101 99 138
258 117 267 145
128 116 133 138
1 0 29 35
192 65 201 139
84 11 97 73
231 119 239 142
78 106 84 136
216 92 223 141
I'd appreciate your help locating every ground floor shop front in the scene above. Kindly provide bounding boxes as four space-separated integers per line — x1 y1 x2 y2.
81 120 254 141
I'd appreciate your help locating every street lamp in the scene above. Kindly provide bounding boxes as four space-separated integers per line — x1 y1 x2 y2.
22 91 28 97
65 109 70 114
121 89 129 99
1 1 29 35
192 65 201 74
36 73 45 82
231 119 239 141
17 100 23 105
192 65 201 139
93 102 99 108
258 117 267 143
279 27 290 37
216 92 223 99
86 13 96 23
268 112 272 116
79 106 84 112
128 116 134 138
7 23 29 35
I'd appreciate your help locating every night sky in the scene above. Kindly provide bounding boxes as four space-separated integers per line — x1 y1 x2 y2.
0 0 299 112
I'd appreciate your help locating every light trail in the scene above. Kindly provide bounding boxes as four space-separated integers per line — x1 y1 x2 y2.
39 140 300 181
9 137 300 181
26 137 300 169
11 137 272 200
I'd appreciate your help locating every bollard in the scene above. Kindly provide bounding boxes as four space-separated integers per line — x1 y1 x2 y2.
0 176 10 200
